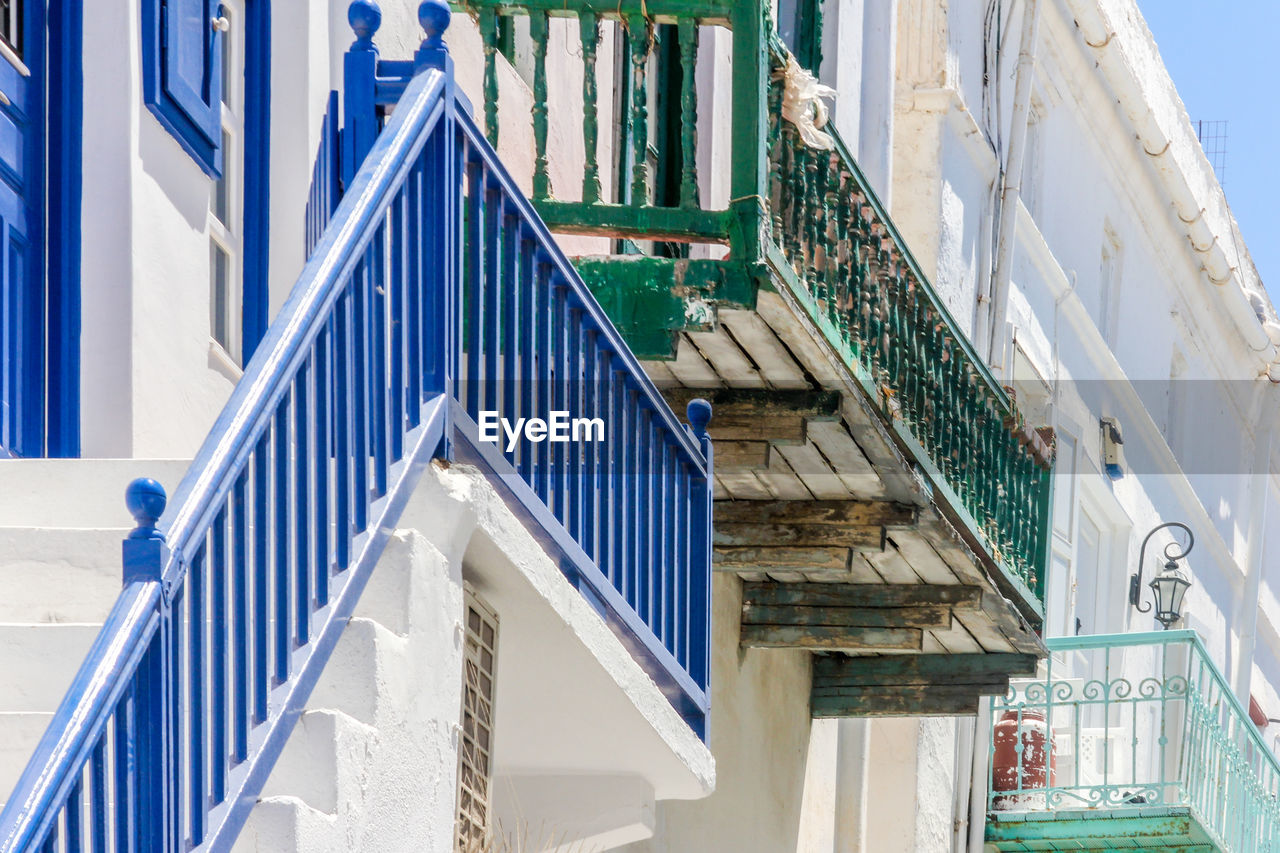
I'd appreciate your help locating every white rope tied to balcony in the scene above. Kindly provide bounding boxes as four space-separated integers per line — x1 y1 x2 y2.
779 55 837 150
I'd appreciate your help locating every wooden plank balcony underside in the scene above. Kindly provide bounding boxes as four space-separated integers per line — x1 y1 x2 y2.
641 294 1048 648
641 295 1047 667
742 582 980 651
811 650 1039 717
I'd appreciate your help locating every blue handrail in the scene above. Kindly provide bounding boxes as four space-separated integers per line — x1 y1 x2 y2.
0 4 713 849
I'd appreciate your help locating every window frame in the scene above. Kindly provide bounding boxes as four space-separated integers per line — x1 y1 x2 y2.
208 0 243 364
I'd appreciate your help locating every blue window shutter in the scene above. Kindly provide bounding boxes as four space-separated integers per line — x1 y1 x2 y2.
144 0 223 176
165 0 221 144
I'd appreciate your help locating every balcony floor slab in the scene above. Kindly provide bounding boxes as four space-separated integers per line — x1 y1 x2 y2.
987 806 1219 851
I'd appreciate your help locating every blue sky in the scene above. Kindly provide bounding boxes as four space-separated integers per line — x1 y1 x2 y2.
1140 1 1280 295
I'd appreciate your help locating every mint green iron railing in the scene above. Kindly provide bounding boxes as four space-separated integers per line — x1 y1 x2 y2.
989 631 1280 852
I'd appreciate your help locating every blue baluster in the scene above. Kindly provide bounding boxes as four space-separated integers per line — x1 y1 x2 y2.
406 161 424 424
464 158 484 419
252 438 270 723
210 508 228 803
582 328 598 563
686 398 713 717
389 192 406 460
89 738 107 853
314 326 332 608
113 687 136 853
273 406 291 684
231 470 249 762
65 778 82 852
294 365 311 645
371 228 389 499
500 214 519 465
188 540 206 844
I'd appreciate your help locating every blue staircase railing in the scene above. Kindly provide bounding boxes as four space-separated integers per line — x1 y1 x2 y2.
0 5 713 850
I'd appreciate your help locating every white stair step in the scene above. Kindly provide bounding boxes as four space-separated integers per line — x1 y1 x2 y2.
0 624 102 711
0 459 190 528
234 796 341 853
0 712 52 798
308 617 408 726
260 709 379 814
0 528 130 622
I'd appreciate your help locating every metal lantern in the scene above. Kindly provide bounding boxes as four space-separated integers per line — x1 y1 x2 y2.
1129 522 1194 629
1149 558 1193 629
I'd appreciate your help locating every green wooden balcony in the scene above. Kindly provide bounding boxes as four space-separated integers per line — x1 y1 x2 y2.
986 632 1280 852
451 0 1051 711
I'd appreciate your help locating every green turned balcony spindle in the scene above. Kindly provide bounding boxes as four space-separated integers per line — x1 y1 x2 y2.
809 154 826 311
628 16 652 207
767 76 786 244
579 11 602 205
479 6 499 147
530 10 551 200
677 19 699 210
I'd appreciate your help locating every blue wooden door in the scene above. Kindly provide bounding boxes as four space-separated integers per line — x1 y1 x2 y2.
0 0 44 457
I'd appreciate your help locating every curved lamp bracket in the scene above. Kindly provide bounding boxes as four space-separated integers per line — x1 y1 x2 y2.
1129 521 1194 614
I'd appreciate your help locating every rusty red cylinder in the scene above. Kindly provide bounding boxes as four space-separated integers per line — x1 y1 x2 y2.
991 709 1055 805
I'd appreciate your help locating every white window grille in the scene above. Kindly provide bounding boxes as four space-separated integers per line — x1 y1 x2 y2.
456 589 499 853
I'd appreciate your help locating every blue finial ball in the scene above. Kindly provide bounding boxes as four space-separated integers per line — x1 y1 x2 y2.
348 0 382 41
687 399 712 438
125 478 167 531
419 0 451 44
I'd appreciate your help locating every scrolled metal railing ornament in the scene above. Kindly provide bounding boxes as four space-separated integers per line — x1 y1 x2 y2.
989 631 1280 852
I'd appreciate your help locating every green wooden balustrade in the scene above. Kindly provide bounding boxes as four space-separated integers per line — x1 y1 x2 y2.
989 632 1280 852
451 0 1052 609
453 0 758 247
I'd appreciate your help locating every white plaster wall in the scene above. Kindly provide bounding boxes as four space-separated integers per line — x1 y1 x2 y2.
243 455 716 850
76 0 621 457
79 0 353 457
883 0 1280 837
615 574 814 853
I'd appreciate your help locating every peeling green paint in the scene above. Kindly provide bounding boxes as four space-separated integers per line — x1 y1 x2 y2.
574 257 758 359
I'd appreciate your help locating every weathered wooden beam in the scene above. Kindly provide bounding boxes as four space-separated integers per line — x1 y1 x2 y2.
811 684 1001 717
742 582 983 609
662 388 841 444
743 604 952 629
716 522 887 550
716 499 917 526
740 625 922 651
714 499 918 552
714 440 771 469
813 652 1041 686
715 545 851 573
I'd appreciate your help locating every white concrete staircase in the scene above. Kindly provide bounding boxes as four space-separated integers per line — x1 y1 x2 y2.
0 459 190 810
0 460 463 852
234 528 463 853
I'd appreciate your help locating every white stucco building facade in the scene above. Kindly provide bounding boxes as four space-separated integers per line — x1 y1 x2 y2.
0 0 1278 851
